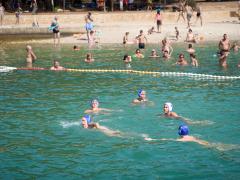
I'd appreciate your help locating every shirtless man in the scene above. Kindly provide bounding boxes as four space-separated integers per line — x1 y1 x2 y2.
26 45 37 67
50 60 65 70
218 34 230 67
185 29 196 43
136 30 147 49
176 53 188 66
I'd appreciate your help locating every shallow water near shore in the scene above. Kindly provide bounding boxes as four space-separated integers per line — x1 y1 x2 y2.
0 43 240 179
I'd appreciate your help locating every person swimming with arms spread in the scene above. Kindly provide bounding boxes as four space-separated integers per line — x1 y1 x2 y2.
81 114 122 137
84 99 111 114
145 124 209 146
161 102 210 125
132 89 148 104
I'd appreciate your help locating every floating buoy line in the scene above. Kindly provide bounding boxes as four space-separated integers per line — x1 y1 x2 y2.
0 66 240 80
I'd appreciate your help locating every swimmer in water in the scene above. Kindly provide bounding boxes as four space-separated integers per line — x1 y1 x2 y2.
175 53 188 66
84 53 94 63
163 102 179 118
81 114 122 137
132 89 148 104
145 125 209 146
134 49 144 58
231 42 239 53
50 60 65 70
73 45 80 51
26 45 37 67
84 99 111 114
149 49 160 58
81 114 99 129
123 54 132 68
161 102 202 125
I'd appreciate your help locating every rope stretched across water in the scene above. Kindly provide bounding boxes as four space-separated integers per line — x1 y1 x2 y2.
1 66 240 80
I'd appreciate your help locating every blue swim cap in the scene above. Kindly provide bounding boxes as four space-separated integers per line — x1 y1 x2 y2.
178 125 189 136
138 89 143 97
84 115 92 124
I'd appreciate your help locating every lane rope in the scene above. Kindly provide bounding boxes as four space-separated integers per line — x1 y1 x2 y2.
1 66 240 80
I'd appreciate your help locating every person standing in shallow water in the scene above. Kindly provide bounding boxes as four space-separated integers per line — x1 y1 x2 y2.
136 30 147 49
26 45 37 68
218 34 231 67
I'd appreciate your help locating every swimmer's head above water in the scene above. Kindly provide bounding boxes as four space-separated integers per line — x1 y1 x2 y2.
164 102 173 113
81 114 92 128
91 99 99 108
138 89 146 97
178 124 189 136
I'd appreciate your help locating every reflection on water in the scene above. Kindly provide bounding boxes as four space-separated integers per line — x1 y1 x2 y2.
0 43 240 179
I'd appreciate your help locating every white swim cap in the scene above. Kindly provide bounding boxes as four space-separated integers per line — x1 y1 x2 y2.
165 102 173 112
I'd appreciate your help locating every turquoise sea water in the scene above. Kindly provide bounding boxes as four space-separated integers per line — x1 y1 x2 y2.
0 43 240 179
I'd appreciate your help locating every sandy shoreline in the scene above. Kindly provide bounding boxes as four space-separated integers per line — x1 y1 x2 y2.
2 21 240 45
1 1 239 45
